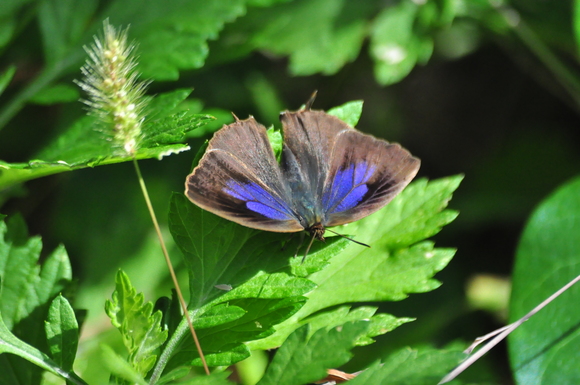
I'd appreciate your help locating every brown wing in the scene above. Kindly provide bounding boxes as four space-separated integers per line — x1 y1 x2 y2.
185 117 303 233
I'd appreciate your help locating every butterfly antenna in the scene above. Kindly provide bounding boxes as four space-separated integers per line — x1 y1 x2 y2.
325 228 370 248
231 112 241 122
304 90 318 110
302 233 318 264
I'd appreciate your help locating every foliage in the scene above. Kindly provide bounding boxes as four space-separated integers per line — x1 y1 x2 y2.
0 94 463 383
0 215 83 384
509 177 580 384
2 0 580 384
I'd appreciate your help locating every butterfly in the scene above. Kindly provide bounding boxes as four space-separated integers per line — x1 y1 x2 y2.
185 95 420 258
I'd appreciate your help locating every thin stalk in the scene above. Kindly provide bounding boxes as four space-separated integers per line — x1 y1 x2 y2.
440 272 580 383
149 311 198 384
494 3 580 109
0 49 84 130
132 158 210 379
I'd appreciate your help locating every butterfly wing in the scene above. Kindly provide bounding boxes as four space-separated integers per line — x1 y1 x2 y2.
278 110 341 225
185 117 304 233
280 109 419 228
322 125 420 226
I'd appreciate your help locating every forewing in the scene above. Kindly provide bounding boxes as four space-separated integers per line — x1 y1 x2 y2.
185 117 303 233
322 129 420 227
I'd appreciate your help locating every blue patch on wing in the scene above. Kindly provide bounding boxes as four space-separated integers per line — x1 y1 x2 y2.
322 162 376 214
224 180 294 220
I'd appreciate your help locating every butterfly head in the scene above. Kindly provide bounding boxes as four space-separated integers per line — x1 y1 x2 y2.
308 222 326 242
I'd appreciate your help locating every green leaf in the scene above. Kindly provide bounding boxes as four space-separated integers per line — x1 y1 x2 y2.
246 0 292 6
249 0 373 75
370 1 434 85
0 16 17 50
100 344 148 385
0 313 86 385
249 176 461 349
167 296 308 369
266 127 283 160
106 0 247 80
169 175 460 362
140 111 215 148
362 176 462 249
0 90 213 189
574 0 580 50
163 193 351 371
105 270 168 378
45 295 79 372
142 89 196 122
327 100 364 127
245 72 286 125
29 83 80 105
509 176 580 384
302 306 414 346
0 214 72 330
0 215 83 384
257 322 369 385
347 346 465 384
0 65 16 96
168 193 336 310
161 370 233 385
0 140 190 188
37 0 98 66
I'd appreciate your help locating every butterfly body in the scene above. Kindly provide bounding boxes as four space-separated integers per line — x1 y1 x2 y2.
185 103 420 245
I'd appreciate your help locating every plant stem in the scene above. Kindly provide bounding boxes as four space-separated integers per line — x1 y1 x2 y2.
149 312 198 384
0 49 84 130
494 3 580 109
132 158 210 381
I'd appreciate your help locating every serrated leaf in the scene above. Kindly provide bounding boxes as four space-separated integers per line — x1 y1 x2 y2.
0 90 212 189
327 100 364 127
194 303 247 329
45 295 78 372
0 215 82 384
250 0 373 75
509 176 580 385
105 270 168 377
166 296 307 369
106 0 247 80
169 193 343 310
249 176 461 349
347 346 465 385
142 89 194 122
357 176 462 249
0 143 190 189
216 272 316 302
0 215 72 330
0 313 86 385
302 306 414 346
257 322 369 385
140 112 215 148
